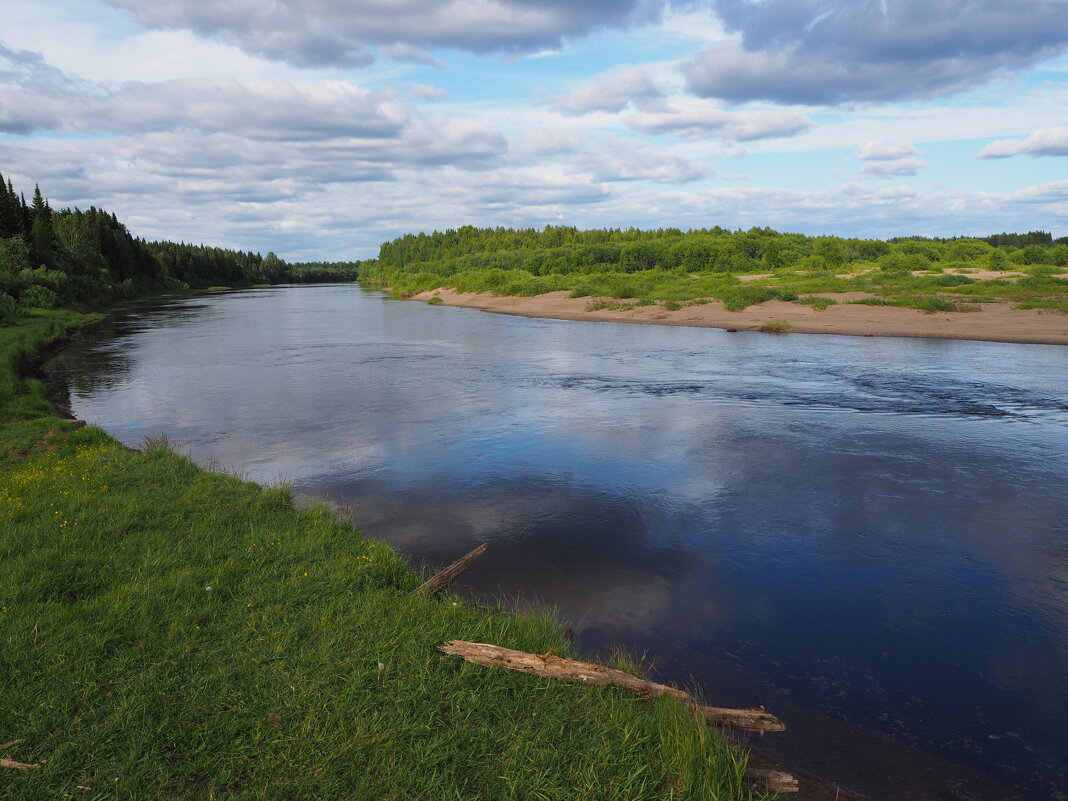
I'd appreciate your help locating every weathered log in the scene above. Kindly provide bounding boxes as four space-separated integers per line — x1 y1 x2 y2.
438 640 785 733
745 768 800 794
0 739 24 751
0 757 39 771
411 544 488 596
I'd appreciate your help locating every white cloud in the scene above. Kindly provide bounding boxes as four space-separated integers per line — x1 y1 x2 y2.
978 127 1068 158
0 45 409 139
854 141 921 161
583 138 706 184
860 158 929 178
0 44 506 174
852 140 927 179
627 103 813 141
548 67 664 116
11 123 1064 261
512 129 585 157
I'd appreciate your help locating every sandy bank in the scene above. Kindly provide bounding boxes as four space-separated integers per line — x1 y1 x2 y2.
412 289 1068 346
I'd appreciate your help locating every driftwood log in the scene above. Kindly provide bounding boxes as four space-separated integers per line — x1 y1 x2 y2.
746 768 800 794
437 640 785 733
0 757 39 771
411 544 488 596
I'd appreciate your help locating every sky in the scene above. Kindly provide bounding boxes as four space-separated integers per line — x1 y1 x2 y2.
2 0 1068 260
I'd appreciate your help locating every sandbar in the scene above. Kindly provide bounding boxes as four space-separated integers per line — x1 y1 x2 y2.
412 288 1068 346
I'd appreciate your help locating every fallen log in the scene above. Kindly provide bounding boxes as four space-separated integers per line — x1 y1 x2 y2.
0 757 39 771
438 640 785 733
411 544 488 596
746 768 800 794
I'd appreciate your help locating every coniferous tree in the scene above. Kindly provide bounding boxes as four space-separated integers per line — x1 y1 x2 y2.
0 174 23 238
29 185 56 268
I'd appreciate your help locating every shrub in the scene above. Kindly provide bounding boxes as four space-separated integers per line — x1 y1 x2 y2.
18 284 59 309
0 292 19 325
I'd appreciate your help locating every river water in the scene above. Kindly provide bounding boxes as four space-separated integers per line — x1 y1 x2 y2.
47 285 1068 799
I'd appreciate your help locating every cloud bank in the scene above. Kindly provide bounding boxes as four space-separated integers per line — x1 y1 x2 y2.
100 0 668 66
684 0 1068 104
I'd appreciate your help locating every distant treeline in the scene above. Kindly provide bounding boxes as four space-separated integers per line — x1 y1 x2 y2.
359 224 1068 297
0 172 359 323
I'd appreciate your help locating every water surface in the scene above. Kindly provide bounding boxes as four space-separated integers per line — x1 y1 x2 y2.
48 285 1068 799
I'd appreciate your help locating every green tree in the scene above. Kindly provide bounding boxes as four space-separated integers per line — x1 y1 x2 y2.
815 238 847 268
987 248 1010 271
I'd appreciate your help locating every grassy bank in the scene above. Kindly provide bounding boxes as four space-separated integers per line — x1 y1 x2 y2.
361 227 1068 315
1 311 769 800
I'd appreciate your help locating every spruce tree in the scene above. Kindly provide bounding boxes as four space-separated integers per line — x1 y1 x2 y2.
0 173 20 238
30 185 55 267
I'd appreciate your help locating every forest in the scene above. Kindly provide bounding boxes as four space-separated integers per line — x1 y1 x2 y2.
0 172 359 324
4 172 1067 321
361 225 1068 314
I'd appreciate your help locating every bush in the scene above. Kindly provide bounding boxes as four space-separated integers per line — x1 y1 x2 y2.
878 251 930 274
19 284 60 309
0 292 19 325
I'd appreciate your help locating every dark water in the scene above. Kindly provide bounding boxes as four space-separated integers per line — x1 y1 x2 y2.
48 285 1068 800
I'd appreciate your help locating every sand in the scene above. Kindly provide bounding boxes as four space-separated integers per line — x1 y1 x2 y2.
413 289 1068 346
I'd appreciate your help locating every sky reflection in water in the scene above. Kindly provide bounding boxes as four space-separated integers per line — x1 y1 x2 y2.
49 285 1068 799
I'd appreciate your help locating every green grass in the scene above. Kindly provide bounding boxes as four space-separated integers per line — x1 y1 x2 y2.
376 259 1068 318
850 295 980 313
1016 299 1068 313
757 320 791 333
426 296 444 305
585 298 624 311
1 312 770 801
793 296 836 311
1023 265 1068 276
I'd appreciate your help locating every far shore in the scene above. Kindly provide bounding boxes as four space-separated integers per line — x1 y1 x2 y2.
411 288 1068 346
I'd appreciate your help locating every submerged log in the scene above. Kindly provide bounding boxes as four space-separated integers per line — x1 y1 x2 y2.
411 544 488 596
438 640 785 733
745 768 800 794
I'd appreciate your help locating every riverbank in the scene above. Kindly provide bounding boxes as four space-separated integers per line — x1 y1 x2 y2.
1 311 779 800
413 288 1068 345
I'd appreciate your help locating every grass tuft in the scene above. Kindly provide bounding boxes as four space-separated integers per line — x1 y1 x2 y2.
758 320 791 333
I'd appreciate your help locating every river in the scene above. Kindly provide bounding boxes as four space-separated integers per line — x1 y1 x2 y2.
46 284 1068 800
